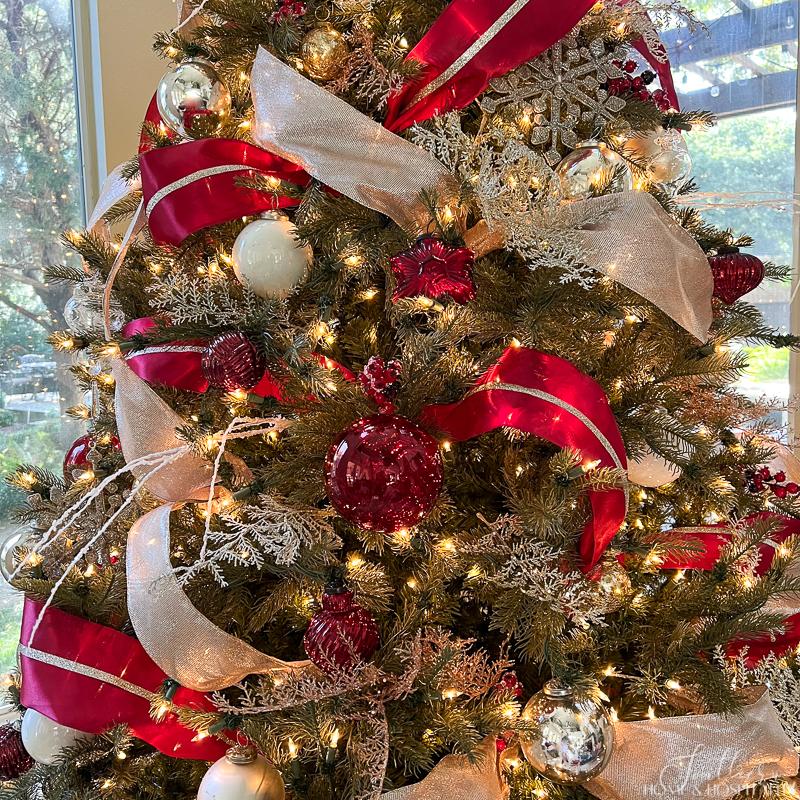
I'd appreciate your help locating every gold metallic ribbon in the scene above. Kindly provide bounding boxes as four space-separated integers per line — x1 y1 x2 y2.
561 192 713 342
111 360 212 502
381 740 506 800
127 503 312 692
251 47 458 231
586 688 798 800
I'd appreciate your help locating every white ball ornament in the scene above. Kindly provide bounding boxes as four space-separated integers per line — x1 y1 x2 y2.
625 128 692 189
232 213 313 298
628 446 683 488
20 709 91 765
198 745 286 800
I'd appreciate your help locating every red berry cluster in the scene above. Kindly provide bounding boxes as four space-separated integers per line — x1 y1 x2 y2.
269 0 307 22
606 60 671 111
359 357 402 412
746 467 799 500
496 671 524 698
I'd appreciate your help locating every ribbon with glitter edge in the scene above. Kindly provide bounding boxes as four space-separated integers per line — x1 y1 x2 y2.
422 346 628 570
383 0 678 132
139 137 310 246
18 599 227 761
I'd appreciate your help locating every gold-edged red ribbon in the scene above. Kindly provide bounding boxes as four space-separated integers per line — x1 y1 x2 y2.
19 599 227 760
422 346 628 570
139 137 310 246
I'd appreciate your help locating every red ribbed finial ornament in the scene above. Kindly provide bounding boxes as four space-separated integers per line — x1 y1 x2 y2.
304 576 380 673
0 724 33 780
202 332 266 392
709 247 765 305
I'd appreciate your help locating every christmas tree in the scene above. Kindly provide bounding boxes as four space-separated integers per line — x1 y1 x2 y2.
3 1 800 798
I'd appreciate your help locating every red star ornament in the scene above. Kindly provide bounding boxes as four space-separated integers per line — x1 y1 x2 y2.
390 236 476 304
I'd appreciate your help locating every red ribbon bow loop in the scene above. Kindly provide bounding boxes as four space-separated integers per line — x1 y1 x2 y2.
422 346 628 570
19 600 227 761
139 137 310 246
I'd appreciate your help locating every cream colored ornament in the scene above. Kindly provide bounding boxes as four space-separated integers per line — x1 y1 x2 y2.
20 709 91 765
301 26 350 80
625 128 692 188
555 140 633 201
232 212 312 298
628 445 683 488
197 745 286 800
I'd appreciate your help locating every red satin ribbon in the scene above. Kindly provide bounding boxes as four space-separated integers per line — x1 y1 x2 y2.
124 318 210 393
619 0 680 110
385 0 600 131
139 138 310 246
139 95 169 154
660 513 800 665
19 599 226 761
422 346 628 570
124 318 353 398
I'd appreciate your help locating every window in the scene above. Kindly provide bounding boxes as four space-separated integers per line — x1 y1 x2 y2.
0 0 83 672
667 0 799 405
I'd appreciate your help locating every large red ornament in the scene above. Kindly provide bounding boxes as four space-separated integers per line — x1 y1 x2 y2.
63 434 93 483
63 434 121 483
202 332 267 392
0 725 33 780
303 577 379 672
325 415 443 533
709 248 765 305
390 236 476 304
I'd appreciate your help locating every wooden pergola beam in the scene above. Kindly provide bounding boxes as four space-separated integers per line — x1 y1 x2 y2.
664 1 797 66
731 53 768 76
679 69 796 117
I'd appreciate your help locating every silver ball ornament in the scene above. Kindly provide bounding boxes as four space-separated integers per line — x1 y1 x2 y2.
232 212 313 298
63 285 123 334
555 141 633 201
0 529 35 583
157 58 231 139
197 745 286 800
20 709 91 766
520 680 614 785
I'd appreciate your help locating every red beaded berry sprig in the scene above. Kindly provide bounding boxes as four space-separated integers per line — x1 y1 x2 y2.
746 466 799 500
358 356 402 413
269 0 307 23
606 59 671 112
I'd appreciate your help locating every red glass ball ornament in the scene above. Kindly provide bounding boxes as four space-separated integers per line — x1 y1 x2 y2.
63 434 93 483
304 579 380 673
709 248 765 305
324 415 443 533
0 724 33 780
202 332 267 392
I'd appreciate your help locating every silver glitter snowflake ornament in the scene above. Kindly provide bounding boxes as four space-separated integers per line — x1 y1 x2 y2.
480 33 627 165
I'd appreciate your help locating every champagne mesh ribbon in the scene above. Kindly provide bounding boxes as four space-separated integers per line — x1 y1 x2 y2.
127 503 311 692
586 689 798 800
251 47 457 231
381 740 505 800
111 360 212 502
561 192 713 342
